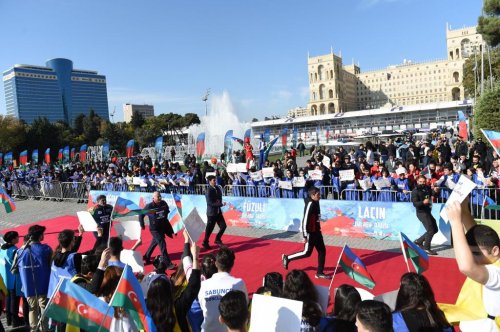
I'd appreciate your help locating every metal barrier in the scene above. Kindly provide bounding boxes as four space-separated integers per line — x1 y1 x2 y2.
340 189 405 202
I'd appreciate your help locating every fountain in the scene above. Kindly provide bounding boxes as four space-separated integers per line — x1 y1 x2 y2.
188 91 252 158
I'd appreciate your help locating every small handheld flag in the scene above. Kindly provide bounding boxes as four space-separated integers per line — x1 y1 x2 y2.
112 197 156 219
338 245 375 289
400 232 429 274
109 265 157 332
483 196 500 210
0 187 16 213
480 129 500 154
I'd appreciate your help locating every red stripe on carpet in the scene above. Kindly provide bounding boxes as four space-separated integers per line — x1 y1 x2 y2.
6 215 464 307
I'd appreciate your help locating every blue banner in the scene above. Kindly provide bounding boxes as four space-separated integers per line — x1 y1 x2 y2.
32 149 39 164
89 191 450 245
155 136 163 162
224 130 233 159
63 146 70 163
4 152 12 165
293 127 298 148
102 142 110 161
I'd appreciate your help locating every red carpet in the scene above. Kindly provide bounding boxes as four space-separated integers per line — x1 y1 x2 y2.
5 216 465 308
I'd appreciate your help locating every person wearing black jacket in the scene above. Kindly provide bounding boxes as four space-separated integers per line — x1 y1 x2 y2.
203 175 227 250
411 175 438 255
282 186 330 279
139 191 176 269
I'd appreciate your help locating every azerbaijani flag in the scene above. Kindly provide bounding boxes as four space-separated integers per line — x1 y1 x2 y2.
0 186 16 213
80 144 87 162
112 197 156 219
196 133 205 160
58 148 63 161
231 136 244 146
45 148 51 164
481 129 500 154
338 245 375 289
44 279 114 332
109 265 157 332
172 193 183 216
281 128 288 148
70 148 76 161
457 111 468 141
484 196 500 210
168 208 184 234
19 150 28 165
126 140 135 158
400 232 429 274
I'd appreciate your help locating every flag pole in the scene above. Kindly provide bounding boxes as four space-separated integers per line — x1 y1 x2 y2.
399 233 411 273
108 199 117 247
37 277 64 332
481 196 486 220
328 244 346 292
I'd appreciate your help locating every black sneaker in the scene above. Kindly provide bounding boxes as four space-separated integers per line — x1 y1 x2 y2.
166 262 178 270
215 239 224 246
282 254 289 270
202 242 212 250
315 273 332 280
425 249 438 256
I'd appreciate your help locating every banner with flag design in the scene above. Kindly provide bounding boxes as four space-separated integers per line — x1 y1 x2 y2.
32 150 38 165
338 245 375 289
80 145 87 162
155 136 163 162
19 150 28 165
4 152 12 165
196 133 205 160
102 142 110 161
0 152 3 166
63 146 70 163
45 279 114 332
281 128 288 149
0 186 16 213
168 208 184 234
457 111 468 141
112 196 156 219
224 130 234 159
109 265 157 332
45 148 51 164
126 140 135 158
399 232 429 274
70 148 75 161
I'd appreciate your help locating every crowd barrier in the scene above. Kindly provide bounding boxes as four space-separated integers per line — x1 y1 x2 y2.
1 180 499 220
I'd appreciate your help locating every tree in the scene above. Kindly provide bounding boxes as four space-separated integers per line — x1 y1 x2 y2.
26 117 60 152
462 47 500 98
130 110 145 129
477 0 500 47
0 115 26 152
252 118 259 122
182 113 201 127
83 110 102 145
73 113 86 135
473 84 500 140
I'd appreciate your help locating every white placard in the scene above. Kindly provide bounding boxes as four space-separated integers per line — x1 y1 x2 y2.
236 163 248 173
205 172 216 179
359 178 372 191
262 167 274 178
373 289 399 311
440 175 477 223
250 171 263 182
250 294 303 332
77 211 98 232
445 178 456 190
278 180 293 190
314 285 329 313
395 167 407 176
183 208 206 243
132 177 142 185
292 177 306 188
374 178 392 190
339 169 355 181
356 287 375 301
226 163 238 173
322 155 331 167
308 170 323 181
114 219 142 241
120 250 144 273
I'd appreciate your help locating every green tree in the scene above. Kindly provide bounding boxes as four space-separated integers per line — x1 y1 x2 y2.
82 110 102 145
25 117 60 152
477 0 500 47
0 115 27 152
462 47 500 98
473 84 500 139
182 113 201 127
130 110 145 129
73 113 86 135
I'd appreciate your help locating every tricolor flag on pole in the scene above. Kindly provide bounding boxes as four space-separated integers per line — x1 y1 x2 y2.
0 186 16 213
168 193 184 233
400 232 429 274
43 279 114 332
480 129 500 154
109 265 157 332
112 197 156 219
337 245 375 289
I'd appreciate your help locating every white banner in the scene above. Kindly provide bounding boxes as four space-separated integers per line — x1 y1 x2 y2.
339 169 355 181
278 180 293 190
308 170 323 181
262 167 274 178
292 177 306 188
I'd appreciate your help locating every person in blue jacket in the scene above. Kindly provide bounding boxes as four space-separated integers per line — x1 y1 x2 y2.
0 231 22 327
15 225 52 332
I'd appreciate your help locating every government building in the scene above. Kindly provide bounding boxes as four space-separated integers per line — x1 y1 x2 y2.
287 25 483 117
2 58 109 125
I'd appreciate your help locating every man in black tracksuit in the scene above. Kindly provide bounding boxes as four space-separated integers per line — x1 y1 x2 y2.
282 186 330 279
411 175 438 255
88 194 113 242
139 191 176 269
203 175 227 250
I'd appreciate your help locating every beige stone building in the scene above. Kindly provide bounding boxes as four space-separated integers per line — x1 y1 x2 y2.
306 25 483 116
123 103 155 123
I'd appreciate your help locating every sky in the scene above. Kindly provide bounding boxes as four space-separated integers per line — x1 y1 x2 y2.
0 0 483 122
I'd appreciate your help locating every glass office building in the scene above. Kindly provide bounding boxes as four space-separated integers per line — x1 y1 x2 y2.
2 58 109 125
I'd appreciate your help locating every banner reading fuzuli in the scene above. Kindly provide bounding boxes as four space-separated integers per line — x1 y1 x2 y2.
89 191 450 245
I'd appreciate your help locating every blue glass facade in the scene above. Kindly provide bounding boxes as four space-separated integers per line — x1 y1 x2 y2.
2 58 109 125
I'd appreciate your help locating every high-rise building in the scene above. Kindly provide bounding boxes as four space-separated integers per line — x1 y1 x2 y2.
2 58 109 125
123 103 155 123
306 25 483 116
